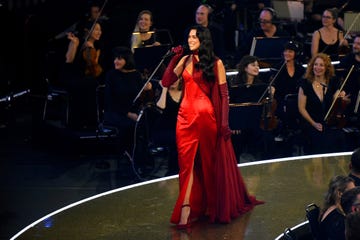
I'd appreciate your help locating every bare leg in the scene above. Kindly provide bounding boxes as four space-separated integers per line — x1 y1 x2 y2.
179 170 193 225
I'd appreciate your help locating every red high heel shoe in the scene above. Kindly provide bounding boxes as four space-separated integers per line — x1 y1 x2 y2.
177 204 191 230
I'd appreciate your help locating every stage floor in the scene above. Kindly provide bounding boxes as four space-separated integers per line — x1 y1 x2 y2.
11 153 352 240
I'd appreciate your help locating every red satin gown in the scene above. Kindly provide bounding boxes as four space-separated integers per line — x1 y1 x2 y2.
170 60 263 224
170 68 217 224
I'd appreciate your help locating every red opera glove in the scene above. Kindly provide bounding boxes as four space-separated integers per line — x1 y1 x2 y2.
161 45 184 87
219 83 232 141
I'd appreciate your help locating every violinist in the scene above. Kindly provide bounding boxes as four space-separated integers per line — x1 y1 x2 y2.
103 46 152 169
66 21 103 77
230 55 269 161
62 21 104 129
272 41 305 141
311 8 348 60
298 53 347 154
339 34 360 124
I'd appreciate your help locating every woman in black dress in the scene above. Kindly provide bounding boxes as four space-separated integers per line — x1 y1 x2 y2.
298 53 348 154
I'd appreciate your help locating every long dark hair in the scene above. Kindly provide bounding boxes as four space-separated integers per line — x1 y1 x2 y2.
236 55 261 84
323 175 354 213
189 25 216 82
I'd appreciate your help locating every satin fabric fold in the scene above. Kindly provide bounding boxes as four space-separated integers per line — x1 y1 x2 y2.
170 57 264 225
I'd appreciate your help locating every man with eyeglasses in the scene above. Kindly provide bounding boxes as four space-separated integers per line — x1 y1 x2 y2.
239 8 289 58
341 186 360 215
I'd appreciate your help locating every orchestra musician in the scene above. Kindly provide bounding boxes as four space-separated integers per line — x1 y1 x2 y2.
152 79 182 176
230 55 270 160
240 7 289 58
298 53 348 154
339 34 360 125
62 20 104 129
130 10 160 52
130 9 162 103
103 46 152 172
311 8 348 60
271 41 305 141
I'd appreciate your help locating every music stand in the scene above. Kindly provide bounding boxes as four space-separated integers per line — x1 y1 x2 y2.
132 29 173 71
229 83 268 103
133 45 171 71
229 83 268 129
229 102 263 130
250 37 291 62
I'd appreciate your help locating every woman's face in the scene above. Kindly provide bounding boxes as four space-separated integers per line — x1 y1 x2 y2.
138 13 152 32
114 57 126 71
313 57 326 78
245 61 260 77
322 10 336 27
188 29 200 51
90 23 102 41
283 49 295 62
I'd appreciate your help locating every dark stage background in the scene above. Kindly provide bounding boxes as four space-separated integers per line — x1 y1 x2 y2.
0 0 202 96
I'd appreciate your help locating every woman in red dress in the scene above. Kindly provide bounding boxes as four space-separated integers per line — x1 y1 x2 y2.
161 25 263 228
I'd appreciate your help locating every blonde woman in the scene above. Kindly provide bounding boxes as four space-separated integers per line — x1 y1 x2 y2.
130 10 160 52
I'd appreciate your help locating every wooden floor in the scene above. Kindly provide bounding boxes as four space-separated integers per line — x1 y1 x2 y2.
10 152 353 240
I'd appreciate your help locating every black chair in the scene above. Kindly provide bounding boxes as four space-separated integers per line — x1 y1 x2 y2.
42 84 70 126
305 203 320 240
277 222 313 240
282 93 306 155
283 93 301 132
283 228 298 240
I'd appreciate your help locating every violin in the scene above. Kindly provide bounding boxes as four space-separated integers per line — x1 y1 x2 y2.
80 0 107 78
324 65 355 128
260 96 279 131
258 61 287 131
325 97 349 128
82 46 103 77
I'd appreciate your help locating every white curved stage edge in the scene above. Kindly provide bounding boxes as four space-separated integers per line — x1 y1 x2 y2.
11 152 353 240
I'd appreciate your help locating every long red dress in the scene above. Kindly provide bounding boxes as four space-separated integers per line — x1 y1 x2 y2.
170 58 263 225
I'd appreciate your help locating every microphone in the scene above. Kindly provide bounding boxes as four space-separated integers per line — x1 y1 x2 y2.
137 109 144 122
319 83 327 88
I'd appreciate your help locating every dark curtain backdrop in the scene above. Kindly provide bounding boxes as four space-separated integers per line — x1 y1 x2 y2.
0 0 200 94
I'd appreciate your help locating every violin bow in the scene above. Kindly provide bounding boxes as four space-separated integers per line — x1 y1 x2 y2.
257 60 287 103
82 0 108 49
342 12 360 41
323 64 355 122
354 90 360 114
320 12 360 54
